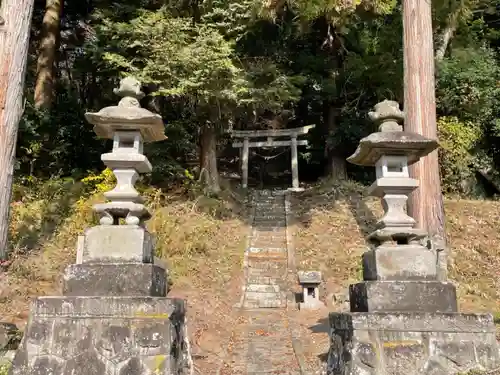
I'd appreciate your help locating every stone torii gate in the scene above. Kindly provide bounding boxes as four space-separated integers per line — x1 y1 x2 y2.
231 125 315 190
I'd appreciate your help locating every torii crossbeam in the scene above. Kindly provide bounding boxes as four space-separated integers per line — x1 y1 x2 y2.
230 125 315 190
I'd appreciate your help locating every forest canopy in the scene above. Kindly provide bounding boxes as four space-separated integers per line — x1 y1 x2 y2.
15 0 500 195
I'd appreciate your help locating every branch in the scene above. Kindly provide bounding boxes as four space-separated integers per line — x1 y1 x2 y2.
435 12 459 61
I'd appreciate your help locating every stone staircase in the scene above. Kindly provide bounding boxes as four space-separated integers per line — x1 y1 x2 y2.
243 190 289 309
222 190 302 375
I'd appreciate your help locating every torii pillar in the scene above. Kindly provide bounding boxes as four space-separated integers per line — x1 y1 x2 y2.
403 0 448 280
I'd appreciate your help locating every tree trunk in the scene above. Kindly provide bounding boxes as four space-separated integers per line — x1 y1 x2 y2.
403 0 448 280
34 0 62 110
435 12 458 61
199 124 221 194
325 103 347 179
0 0 35 260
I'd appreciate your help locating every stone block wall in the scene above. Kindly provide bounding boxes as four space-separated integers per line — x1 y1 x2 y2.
327 312 500 375
11 297 190 375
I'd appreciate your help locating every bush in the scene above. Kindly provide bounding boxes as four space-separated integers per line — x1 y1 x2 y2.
0 363 10 375
437 116 482 194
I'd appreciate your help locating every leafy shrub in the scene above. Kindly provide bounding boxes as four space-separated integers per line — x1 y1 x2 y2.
437 116 482 194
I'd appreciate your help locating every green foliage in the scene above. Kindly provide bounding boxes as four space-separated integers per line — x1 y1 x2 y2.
0 363 10 375
99 9 245 102
437 116 482 194
437 47 500 130
12 0 500 197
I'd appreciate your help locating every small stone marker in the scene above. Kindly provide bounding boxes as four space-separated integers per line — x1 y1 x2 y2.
298 271 324 309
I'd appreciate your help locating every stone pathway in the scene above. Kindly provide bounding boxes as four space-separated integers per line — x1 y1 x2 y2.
222 190 302 375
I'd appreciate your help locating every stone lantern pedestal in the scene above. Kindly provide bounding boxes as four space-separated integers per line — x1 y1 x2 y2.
10 78 192 375
326 101 499 375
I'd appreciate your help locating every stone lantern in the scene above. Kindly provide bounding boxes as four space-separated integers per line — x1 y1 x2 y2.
85 76 166 227
325 100 499 375
346 100 450 295
10 78 192 375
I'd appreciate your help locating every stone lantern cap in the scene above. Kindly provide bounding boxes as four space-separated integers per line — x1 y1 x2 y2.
347 131 439 166
347 100 438 166
85 77 167 142
298 271 322 285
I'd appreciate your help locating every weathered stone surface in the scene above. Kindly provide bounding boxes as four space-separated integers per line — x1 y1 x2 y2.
81 225 154 264
62 263 167 297
349 281 458 312
367 227 427 245
0 322 21 351
326 312 500 375
10 297 190 375
297 270 321 284
85 77 166 142
347 131 439 167
362 245 437 281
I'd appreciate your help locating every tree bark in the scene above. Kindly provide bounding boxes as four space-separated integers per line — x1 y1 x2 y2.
403 0 448 280
435 12 459 61
0 0 35 260
34 0 63 110
325 103 347 179
199 124 221 193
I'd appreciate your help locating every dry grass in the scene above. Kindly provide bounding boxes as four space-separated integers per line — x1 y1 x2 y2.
291 179 499 315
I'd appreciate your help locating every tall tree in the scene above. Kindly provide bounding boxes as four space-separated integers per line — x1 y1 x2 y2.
34 0 63 109
403 0 447 279
0 0 36 259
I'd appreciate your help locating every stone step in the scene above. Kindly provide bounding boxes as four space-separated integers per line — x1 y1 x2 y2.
246 267 287 278
247 247 287 253
249 246 287 253
253 212 286 218
243 293 286 309
250 239 286 245
254 207 285 211
252 228 287 233
243 299 286 309
251 230 287 236
250 239 286 246
252 218 286 227
250 233 287 239
251 235 286 241
246 284 281 293
247 252 288 261
247 259 287 268
253 203 284 208
253 218 286 223
253 209 285 214
246 275 280 285
250 236 286 242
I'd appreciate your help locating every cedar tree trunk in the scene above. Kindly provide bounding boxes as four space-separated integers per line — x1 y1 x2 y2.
199 123 221 193
34 0 63 110
403 0 448 279
0 0 35 259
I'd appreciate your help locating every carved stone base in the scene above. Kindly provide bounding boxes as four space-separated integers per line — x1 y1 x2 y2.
362 245 437 281
327 312 500 375
10 296 191 375
62 263 168 297
349 281 458 312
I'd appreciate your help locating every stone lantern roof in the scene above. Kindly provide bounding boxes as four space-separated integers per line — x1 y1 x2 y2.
347 100 438 166
84 77 167 142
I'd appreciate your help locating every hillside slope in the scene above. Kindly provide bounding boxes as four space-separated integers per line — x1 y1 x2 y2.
0 179 499 372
